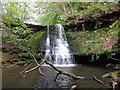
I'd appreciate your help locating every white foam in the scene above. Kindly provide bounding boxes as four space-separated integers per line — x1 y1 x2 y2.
43 64 76 67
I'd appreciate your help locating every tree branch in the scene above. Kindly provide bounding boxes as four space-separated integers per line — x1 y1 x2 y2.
28 52 45 76
93 76 104 85
45 59 85 80
19 62 33 75
25 59 46 74
24 58 84 81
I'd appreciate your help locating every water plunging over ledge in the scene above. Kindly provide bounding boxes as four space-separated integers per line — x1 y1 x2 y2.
45 24 75 67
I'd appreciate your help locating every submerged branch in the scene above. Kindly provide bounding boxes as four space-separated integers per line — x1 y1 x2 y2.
45 59 85 80
23 58 84 80
93 76 104 85
102 70 120 88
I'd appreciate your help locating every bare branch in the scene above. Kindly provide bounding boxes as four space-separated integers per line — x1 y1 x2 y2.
24 58 84 80
28 52 44 76
93 76 104 85
45 59 84 80
24 59 46 74
19 62 33 75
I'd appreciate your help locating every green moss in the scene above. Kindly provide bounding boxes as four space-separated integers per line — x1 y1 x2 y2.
66 32 78 45
66 31 94 54
66 26 119 55
27 31 45 56
75 2 118 20
110 20 120 35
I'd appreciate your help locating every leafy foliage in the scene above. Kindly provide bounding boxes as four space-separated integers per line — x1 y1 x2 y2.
27 31 45 56
37 2 64 25
66 22 119 57
4 2 30 20
109 20 120 35
2 2 33 54
35 2 118 25
1 2 118 25
1 1 120 62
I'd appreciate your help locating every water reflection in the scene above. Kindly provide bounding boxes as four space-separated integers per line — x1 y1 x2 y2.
56 75 72 87
3 65 113 88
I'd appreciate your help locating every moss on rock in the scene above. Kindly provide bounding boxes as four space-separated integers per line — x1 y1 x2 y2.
66 26 119 55
27 31 46 56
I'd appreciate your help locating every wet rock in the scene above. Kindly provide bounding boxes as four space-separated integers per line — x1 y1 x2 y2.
102 73 111 78
70 85 77 90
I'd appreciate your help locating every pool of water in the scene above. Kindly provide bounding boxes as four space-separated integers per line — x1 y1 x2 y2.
2 64 114 89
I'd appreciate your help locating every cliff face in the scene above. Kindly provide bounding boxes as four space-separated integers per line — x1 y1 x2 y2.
66 3 120 31
24 22 119 56
66 29 118 55
64 3 120 56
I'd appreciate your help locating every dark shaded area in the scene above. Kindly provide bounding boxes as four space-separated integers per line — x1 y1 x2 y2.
74 52 120 65
25 23 46 32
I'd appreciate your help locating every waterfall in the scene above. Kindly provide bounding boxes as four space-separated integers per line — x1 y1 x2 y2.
45 25 51 60
45 24 75 67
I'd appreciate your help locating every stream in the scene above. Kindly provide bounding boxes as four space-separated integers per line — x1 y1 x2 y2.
2 64 114 89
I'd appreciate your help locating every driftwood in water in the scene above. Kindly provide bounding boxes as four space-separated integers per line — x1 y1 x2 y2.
93 76 104 85
70 85 77 90
22 58 84 81
27 52 45 76
111 73 119 89
102 70 120 78
24 59 46 74
45 59 84 80
19 62 33 75
102 70 120 88
19 51 45 76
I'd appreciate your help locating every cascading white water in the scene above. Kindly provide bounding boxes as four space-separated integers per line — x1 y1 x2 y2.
45 24 75 67
45 25 51 61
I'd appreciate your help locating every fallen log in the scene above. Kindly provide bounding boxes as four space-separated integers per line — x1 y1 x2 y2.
102 70 120 88
102 70 120 78
23 58 84 80
45 60 85 80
